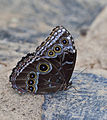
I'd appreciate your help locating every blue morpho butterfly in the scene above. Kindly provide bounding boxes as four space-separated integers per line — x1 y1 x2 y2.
9 26 77 94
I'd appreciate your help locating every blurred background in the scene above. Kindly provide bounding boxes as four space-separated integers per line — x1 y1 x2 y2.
0 0 107 120
0 0 107 69
0 0 107 76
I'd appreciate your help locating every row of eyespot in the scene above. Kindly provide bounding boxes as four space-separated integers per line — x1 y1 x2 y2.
47 38 69 57
26 71 38 92
26 63 51 92
26 38 69 92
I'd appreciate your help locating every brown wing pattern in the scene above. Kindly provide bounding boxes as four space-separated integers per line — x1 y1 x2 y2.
9 26 77 94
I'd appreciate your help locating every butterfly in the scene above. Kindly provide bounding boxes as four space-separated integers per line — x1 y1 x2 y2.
9 26 77 94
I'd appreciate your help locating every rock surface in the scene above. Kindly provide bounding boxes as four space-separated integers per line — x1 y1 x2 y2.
77 6 107 78
42 73 107 120
0 0 107 44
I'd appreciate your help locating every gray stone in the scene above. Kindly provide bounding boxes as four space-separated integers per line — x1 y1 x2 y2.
0 0 107 43
42 73 107 120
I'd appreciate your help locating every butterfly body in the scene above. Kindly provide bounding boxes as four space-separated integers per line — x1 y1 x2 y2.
10 26 77 94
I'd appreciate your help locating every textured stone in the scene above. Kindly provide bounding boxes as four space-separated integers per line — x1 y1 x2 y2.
77 7 107 77
42 73 107 120
0 0 107 43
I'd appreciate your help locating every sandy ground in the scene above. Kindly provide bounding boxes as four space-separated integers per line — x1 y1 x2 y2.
0 60 44 120
0 1 107 120
76 7 107 78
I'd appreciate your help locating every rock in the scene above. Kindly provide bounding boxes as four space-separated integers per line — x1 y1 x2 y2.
77 7 107 77
42 73 107 120
0 0 107 43
86 7 107 70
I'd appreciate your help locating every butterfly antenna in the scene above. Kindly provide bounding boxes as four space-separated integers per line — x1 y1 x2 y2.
71 67 88 82
67 67 88 92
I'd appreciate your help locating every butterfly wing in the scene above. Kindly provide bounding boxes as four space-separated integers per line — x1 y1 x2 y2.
10 26 77 94
10 54 65 94
35 26 77 87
